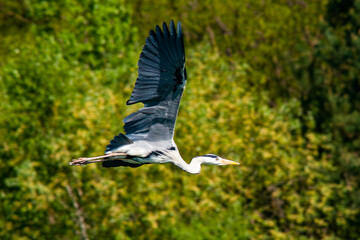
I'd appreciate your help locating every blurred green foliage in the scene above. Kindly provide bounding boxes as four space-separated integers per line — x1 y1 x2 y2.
0 0 359 239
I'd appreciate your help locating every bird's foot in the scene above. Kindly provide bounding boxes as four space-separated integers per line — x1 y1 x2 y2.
69 158 89 166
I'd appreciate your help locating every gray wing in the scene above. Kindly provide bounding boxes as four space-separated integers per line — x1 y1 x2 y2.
123 20 187 143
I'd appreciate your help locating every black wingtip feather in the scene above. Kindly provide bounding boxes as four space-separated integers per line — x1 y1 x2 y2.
170 20 176 36
106 133 133 152
177 21 182 36
155 25 163 38
163 22 170 37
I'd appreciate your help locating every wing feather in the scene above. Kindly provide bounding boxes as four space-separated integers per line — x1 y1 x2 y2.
123 20 186 143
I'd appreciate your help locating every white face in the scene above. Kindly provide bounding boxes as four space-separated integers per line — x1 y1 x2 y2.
198 154 240 166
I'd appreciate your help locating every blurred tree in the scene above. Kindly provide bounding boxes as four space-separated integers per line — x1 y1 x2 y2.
292 0 360 237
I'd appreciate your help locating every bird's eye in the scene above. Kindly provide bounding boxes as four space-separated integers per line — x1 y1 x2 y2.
216 157 219 161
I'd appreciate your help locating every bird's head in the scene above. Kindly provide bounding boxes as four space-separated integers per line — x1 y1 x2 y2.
194 154 240 166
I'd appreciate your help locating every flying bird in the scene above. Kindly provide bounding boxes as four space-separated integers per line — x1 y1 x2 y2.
70 20 239 174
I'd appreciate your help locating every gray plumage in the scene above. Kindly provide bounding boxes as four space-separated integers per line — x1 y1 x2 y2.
70 21 239 174
123 21 186 143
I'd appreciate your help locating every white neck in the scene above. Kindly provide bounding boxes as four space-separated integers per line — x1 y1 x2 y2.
175 157 202 174
167 150 203 174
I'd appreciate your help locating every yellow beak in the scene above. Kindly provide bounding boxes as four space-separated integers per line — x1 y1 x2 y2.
219 158 240 165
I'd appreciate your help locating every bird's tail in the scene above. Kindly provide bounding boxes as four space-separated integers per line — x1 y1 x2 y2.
69 153 127 166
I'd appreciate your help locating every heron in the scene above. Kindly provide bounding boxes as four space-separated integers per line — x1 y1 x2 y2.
70 20 239 174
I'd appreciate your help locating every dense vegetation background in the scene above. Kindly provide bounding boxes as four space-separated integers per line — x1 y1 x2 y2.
0 0 359 239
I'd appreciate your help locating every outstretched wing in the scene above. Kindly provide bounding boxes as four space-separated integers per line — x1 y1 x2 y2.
123 20 187 143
